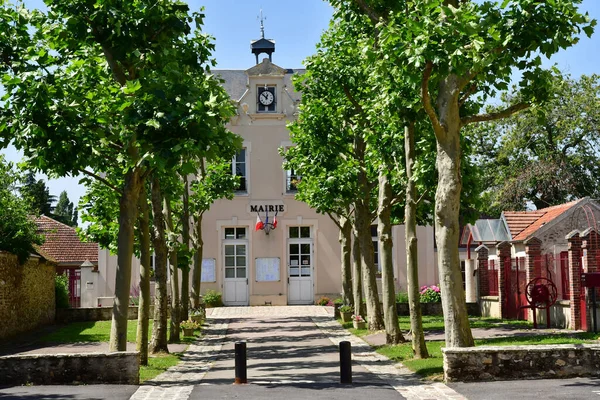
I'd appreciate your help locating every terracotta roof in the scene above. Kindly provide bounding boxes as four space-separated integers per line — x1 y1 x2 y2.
503 199 583 241
35 216 98 265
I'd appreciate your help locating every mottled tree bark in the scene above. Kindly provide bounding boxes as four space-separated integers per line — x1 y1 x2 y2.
378 168 405 344
191 213 204 309
404 123 428 358
355 200 384 331
165 198 180 343
136 183 151 365
149 177 169 354
109 166 143 352
339 215 353 306
430 74 474 347
180 174 190 321
352 230 366 317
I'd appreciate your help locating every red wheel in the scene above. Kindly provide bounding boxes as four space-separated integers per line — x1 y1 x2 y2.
525 277 558 309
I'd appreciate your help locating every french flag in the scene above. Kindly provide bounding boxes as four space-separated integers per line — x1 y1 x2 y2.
255 214 264 231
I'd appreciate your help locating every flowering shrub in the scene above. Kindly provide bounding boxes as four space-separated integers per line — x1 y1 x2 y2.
351 314 364 322
420 285 441 303
338 305 352 313
316 296 331 306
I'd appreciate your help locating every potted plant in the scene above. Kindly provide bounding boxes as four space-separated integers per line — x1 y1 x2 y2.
180 319 200 337
189 307 205 323
351 314 366 329
333 298 343 318
339 305 353 322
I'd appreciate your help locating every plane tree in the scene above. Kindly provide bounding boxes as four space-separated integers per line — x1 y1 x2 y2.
331 0 595 347
0 0 237 351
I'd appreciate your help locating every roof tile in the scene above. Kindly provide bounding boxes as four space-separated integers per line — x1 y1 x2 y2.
35 216 98 265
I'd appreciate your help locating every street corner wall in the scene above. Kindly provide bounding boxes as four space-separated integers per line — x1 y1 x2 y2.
0 252 56 340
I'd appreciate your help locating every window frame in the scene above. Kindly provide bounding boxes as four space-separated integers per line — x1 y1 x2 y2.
232 148 247 194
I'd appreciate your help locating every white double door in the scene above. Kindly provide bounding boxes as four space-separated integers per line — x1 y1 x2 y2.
287 239 314 304
223 241 248 306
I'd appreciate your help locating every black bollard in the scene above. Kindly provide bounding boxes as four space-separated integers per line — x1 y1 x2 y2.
339 340 352 384
234 341 247 384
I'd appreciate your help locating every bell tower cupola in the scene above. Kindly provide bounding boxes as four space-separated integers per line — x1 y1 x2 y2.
251 9 275 64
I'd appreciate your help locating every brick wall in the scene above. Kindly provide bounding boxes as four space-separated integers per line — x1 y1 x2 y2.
0 252 56 340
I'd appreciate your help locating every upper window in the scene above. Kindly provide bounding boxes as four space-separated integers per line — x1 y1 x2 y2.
257 86 276 112
289 226 311 239
232 149 247 193
224 227 247 240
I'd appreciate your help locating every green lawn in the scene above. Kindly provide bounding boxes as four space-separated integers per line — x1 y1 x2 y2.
339 315 598 380
340 315 533 337
140 352 184 383
375 332 600 380
41 319 199 345
40 319 201 383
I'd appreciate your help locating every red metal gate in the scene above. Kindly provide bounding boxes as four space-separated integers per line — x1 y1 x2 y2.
66 268 81 308
504 257 528 320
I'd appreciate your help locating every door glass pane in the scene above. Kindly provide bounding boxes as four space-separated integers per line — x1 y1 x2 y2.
290 244 299 254
225 245 234 255
236 245 246 256
300 227 310 238
290 255 299 266
237 268 246 278
290 267 300 277
301 255 311 266
225 256 235 267
301 267 311 276
289 227 299 238
301 243 310 254
225 228 235 239
225 268 235 278
236 256 246 266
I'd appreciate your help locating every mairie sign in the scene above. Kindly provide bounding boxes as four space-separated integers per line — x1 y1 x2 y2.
247 201 286 215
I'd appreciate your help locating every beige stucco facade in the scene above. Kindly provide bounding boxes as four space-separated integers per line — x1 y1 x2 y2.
95 55 439 307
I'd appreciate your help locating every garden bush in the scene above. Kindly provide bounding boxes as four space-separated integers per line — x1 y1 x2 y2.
203 290 222 307
55 273 70 309
420 285 441 303
396 291 409 303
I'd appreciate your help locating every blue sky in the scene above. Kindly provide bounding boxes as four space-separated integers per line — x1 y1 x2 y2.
2 0 599 209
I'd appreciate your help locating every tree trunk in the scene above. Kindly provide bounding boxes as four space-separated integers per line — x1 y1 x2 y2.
339 215 353 306
405 123 429 358
165 198 180 343
355 200 384 331
181 174 190 321
149 177 169 354
109 166 143 352
192 213 204 309
136 183 151 365
434 75 474 348
378 167 405 344
352 229 366 317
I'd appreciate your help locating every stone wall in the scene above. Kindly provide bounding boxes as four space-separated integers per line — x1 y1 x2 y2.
0 252 56 340
0 352 139 385
56 305 156 323
443 344 600 382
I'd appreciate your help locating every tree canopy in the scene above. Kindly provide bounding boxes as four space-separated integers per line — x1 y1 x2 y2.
0 156 44 263
470 73 600 214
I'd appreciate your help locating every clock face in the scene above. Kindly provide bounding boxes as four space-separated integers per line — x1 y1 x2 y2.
259 90 274 106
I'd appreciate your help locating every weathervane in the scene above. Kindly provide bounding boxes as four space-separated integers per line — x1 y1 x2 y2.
258 9 266 39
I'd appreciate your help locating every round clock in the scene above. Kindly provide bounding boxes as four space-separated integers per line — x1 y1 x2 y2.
259 90 274 106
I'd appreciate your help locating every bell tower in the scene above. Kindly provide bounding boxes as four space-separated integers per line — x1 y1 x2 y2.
250 9 275 64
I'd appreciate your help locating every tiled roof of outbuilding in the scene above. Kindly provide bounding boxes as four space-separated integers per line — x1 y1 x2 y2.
503 199 583 241
35 216 98 265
